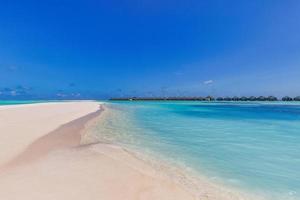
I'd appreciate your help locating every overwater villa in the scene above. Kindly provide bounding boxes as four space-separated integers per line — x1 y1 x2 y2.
110 96 299 101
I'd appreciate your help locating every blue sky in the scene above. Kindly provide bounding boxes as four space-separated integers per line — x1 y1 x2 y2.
0 0 300 99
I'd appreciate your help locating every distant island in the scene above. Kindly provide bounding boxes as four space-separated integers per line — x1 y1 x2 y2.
110 96 300 101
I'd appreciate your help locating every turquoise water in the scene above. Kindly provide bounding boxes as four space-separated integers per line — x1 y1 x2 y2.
97 101 300 200
0 100 44 106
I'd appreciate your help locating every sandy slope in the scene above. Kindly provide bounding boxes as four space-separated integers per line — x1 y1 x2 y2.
0 102 196 200
0 102 100 166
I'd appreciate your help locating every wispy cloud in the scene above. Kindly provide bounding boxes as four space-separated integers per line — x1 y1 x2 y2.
203 80 214 85
56 93 67 98
0 85 33 97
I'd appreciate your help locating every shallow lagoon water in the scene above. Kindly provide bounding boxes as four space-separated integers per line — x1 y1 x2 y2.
96 101 300 200
0 100 44 106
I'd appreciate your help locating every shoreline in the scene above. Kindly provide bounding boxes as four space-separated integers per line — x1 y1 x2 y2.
86 105 262 200
0 102 197 200
0 102 268 200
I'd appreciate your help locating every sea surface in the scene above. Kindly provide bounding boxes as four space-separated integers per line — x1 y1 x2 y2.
94 101 300 200
0 100 44 106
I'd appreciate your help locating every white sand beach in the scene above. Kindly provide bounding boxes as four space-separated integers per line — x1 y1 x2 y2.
0 102 100 166
0 102 196 200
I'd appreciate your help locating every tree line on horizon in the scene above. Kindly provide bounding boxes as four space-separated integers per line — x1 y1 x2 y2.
110 96 300 101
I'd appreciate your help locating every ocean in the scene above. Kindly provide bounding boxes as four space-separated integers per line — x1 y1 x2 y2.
0 100 44 106
93 101 300 200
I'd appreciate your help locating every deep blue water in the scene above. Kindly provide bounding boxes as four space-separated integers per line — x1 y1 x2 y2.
96 101 300 200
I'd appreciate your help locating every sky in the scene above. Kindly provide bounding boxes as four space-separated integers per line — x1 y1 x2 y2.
0 0 300 99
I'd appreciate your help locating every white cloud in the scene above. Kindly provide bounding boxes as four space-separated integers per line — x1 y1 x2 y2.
203 80 214 85
56 93 67 97
71 93 81 97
